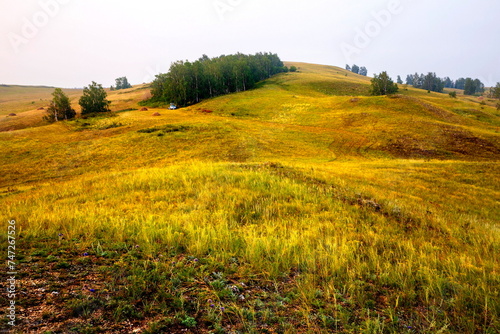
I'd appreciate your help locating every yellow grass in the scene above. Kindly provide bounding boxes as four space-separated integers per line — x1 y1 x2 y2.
0 63 498 332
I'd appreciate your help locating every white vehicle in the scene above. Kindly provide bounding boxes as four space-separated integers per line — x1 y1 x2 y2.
169 103 177 110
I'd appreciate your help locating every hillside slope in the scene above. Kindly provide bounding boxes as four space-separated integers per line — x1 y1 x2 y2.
0 64 499 333
1 63 499 187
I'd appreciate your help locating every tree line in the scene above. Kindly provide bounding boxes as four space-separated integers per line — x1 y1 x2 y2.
404 73 485 95
147 52 287 107
346 64 368 76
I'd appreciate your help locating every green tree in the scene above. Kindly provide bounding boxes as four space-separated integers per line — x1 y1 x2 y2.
405 74 414 85
289 66 297 72
449 91 457 98
79 82 111 115
464 78 478 95
422 72 444 93
474 79 484 93
359 66 368 76
351 64 360 74
412 73 424 88
397 75 403 84
149 52 285 107
493 82 500 99
455 78 466 90
443 77 453 88
115 77 132 90
45 88 76 122
370 71 399 96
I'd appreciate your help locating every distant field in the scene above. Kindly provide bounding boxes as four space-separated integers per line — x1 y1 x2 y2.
0 64 498 333
0 85 83 115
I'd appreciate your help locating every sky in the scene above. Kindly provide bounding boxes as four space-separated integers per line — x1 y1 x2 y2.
1 0 499 88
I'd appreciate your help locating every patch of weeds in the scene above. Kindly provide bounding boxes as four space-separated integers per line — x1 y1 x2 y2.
31 249 48 257
55 261 71 269
210 279 226 291
46 255 58 263
138 100 168 108
209 324 226 334
76 256 92 265
180 315 197 328
98 122 123 130
137 125 190 134
116 108 138 113
137 127 159 134
144 318 174 334
42 311 56 321
67 323 102 334
69 297 104 318
111 300 143 321
80 112 117 119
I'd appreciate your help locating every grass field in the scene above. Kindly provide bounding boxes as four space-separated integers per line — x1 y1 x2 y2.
0 63 499 333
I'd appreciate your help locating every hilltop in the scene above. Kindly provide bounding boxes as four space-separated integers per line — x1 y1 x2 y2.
0 63 499 333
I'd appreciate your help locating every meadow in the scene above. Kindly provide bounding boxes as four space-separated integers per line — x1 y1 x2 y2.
0 63 499 333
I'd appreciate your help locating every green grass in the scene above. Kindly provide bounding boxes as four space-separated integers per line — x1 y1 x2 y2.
0 63 499 333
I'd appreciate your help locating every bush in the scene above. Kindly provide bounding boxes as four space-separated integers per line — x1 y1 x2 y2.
449 91 457 98
289 66 297 72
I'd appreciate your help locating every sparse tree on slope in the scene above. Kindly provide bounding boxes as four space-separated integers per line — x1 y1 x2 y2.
351 64 360 74
359 66 368 76
45 88 76 122
397 75 403 84
79 82 111 115
370 71 399 96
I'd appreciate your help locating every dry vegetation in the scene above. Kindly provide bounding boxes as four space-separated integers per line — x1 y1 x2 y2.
0 63 499 333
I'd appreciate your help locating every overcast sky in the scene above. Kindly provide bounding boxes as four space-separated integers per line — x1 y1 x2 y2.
1 0 499 88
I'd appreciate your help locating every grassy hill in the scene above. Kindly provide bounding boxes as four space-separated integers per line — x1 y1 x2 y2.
0 63 499 333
